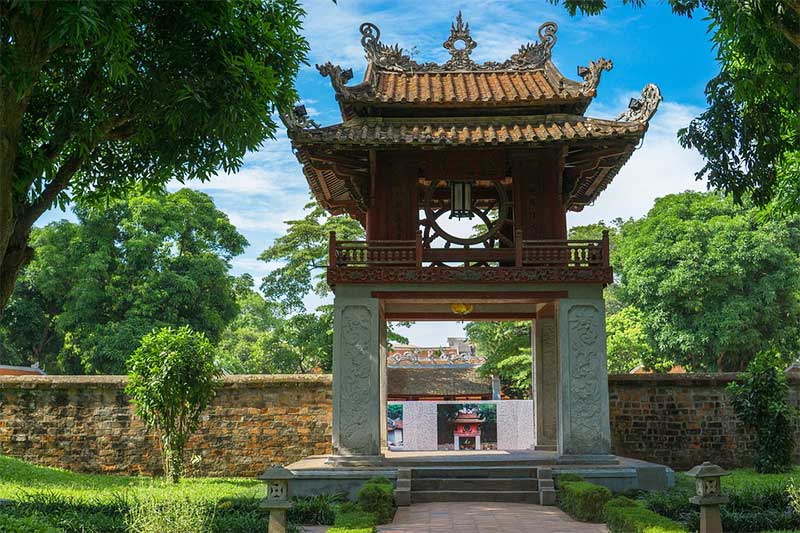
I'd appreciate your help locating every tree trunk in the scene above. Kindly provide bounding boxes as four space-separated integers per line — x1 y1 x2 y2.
0 227 34 316
162 436 184 484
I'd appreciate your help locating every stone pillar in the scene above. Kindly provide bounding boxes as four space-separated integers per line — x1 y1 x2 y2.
332 294 382 457
532 315 558 450
379 316 388 450
556 298 614 462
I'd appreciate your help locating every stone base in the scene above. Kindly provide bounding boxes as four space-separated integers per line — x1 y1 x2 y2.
281 453 674 501
325 454 386 467
557 454 618 465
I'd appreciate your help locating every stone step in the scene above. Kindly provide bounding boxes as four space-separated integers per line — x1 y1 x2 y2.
412 477 539 492
412 466 539 479
411 490 540 503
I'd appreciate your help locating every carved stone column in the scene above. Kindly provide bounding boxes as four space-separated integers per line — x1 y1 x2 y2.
332 295 382 457
556 298 614 462
532 315 558 450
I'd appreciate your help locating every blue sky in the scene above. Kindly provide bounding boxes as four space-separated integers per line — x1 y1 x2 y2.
39 0 719 345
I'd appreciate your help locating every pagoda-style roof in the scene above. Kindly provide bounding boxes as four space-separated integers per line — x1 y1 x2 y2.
315 16 613 120
283 13 661 220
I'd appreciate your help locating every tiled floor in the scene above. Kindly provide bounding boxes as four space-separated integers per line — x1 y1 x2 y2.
302 502 608 533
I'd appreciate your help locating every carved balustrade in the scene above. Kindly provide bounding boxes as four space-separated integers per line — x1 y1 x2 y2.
327 230 611 284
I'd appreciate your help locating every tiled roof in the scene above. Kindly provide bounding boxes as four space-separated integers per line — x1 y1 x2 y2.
356 70 587 106
387 367 493 397
290 115 645 148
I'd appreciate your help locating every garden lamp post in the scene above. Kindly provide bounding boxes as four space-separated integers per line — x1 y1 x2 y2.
260 466 294 533
687 461 729 533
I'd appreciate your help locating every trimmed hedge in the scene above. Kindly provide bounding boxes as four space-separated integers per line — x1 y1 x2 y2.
327 528 375 533
356 478 394 524
557 478 612 522
604 496 687 533
333 510 378 528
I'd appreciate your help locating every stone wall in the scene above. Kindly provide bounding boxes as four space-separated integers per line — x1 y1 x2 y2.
1 373 798 476
608 373 800 470
0 375 332 477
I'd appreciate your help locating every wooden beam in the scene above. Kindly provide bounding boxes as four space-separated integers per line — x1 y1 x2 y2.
384 312 538 321
372 291 568 302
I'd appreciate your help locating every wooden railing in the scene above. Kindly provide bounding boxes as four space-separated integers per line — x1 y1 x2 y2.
329 230 609 269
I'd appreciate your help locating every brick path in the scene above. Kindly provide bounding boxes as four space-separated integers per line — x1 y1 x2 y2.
303 502 607 533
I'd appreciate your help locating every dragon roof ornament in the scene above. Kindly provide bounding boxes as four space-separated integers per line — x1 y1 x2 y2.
617 83 662 123
359 13 559 72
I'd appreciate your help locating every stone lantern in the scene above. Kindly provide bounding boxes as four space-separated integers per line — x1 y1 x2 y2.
259 466 294 533
686 461 729 533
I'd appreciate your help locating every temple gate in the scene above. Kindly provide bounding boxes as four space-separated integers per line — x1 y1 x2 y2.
282 13 661 471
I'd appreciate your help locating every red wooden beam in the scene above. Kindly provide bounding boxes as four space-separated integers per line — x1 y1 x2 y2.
384 312 538 321
371 290 568 301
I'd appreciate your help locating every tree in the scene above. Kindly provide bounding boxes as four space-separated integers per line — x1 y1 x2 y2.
466 321 531 398
0 0 308 312
606 306 668 373
550 1 800 213
0 188 247 374
615 191 800 371
126 326 221 483
258 200 408 347
728 351 798 473
260 202 364 313
215 282 335 374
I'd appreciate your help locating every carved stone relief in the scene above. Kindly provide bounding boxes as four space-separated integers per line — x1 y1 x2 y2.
339 305 374 453
566 304 603 453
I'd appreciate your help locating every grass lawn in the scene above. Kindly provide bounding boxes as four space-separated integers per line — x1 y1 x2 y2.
0 455 262 504
0 455 268 533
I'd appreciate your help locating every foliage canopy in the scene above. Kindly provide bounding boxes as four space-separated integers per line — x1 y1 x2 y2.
549 0 800 213
0 188 246 374
0 0 308 312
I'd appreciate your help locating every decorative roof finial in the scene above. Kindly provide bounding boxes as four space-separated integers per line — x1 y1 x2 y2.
443 11 477 70
617 83 662 123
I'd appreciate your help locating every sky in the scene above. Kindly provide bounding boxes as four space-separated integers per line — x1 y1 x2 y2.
38 0 719 345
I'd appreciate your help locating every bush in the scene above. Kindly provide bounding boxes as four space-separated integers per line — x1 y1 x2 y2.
728 351 798 473
126 326 222 483
555 473 584 484
327 528 375 533
125 496 213 533
640 472 800 532
557 479 612 522
0 512 63 533
604 496 687 533
790 480 800 514
288 493 344 525
333 510 378 528
356 478 394 524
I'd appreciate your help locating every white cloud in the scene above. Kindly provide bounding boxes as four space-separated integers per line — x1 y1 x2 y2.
569 100 707 227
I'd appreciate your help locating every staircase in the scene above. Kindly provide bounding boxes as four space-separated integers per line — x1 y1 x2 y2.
394 466 556 506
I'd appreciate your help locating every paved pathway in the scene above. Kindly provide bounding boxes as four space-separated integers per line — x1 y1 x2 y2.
303 502 607 533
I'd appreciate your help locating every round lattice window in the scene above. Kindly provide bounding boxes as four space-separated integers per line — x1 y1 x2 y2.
420 179 514 249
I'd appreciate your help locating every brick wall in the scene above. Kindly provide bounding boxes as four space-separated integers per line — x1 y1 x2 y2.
608 373 800 470
0 375 332 477
1 373 798 476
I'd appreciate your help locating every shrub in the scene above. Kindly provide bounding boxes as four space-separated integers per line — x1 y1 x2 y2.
604 496 687 533
356 477 394 524
333 509 378 528
555 473 584 484
125 496 213 533
727 351 798 473
0 512 63 533
327 528 375 533
126 326 222 482
790 480 800 514
288 493 344 525
557 479 612 522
